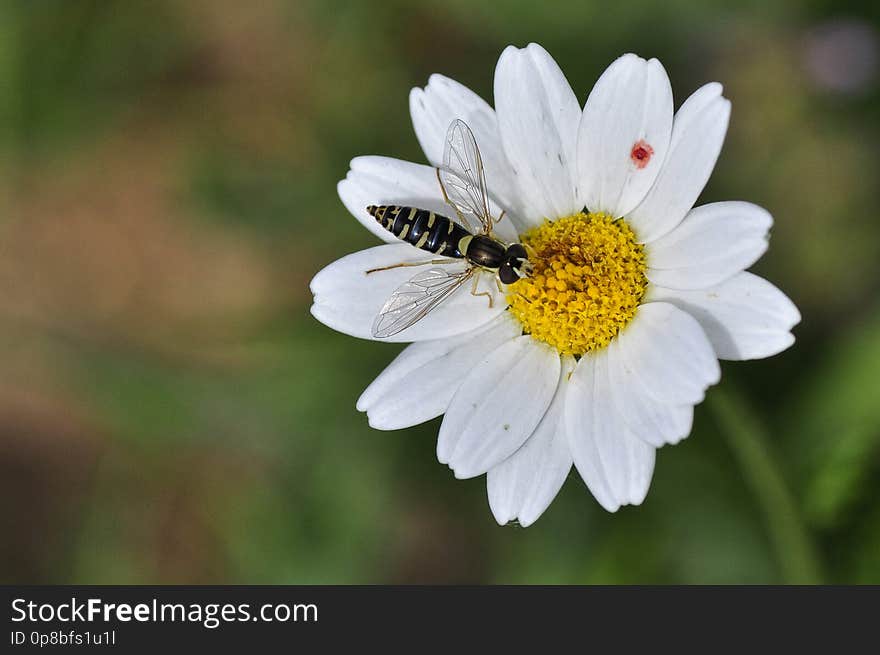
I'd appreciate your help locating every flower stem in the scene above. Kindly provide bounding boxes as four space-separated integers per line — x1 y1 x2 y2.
709 387 823 584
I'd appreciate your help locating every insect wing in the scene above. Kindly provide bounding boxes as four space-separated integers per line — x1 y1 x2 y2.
372 268 473 338
439 119 492 232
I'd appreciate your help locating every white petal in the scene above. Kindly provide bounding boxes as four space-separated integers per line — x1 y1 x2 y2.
409 74 527 232
565 350 656 512
411 75 493 167
606 337 694 447
487 356 575 527
647 201 772 289
310 244 503 342
357 315 522 430
646 272 801 360
438 336 559 479
337 156 454 243
577 54 673 218
494 43 582 224
616 302 721 405
628 83 731 243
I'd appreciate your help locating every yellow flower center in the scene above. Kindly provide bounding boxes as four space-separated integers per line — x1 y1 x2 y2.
507 212 648 357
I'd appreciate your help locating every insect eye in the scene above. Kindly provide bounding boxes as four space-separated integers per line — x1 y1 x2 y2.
499 264 519 285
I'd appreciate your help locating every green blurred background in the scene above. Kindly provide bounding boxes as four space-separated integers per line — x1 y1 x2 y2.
1 0 879 584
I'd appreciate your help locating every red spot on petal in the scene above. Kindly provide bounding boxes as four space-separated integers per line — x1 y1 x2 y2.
630 140 654 169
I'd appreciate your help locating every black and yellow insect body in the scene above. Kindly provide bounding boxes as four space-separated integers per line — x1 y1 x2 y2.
367 205 468 258
366 119 532 338
367 204 528 285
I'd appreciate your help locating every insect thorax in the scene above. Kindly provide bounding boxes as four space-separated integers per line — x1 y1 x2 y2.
461 237 530 282
461 235 506 269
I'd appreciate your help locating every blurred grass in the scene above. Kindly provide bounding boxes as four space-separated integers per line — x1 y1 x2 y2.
1 0 879 583
710 388 822 584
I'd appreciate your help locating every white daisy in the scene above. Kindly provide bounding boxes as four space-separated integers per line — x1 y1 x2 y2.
310 43 800 526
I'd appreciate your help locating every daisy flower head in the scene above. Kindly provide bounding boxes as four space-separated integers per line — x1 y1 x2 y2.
310 44 800 526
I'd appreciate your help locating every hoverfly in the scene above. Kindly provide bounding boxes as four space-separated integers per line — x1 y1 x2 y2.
366 119 532 338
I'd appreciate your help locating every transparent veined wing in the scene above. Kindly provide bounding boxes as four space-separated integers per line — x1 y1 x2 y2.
372 267 474 338
439 119 492 232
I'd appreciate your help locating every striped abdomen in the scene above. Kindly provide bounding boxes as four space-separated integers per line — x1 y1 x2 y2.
367 205 470 258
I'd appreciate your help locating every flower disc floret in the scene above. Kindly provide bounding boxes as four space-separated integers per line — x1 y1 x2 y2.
508 212 648 356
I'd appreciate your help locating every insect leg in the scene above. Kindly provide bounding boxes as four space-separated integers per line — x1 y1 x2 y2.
494 276 503 293
518 244 536 277
366 258 456 275
514 263 533 279
435 168 475 232
470 272 493 308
